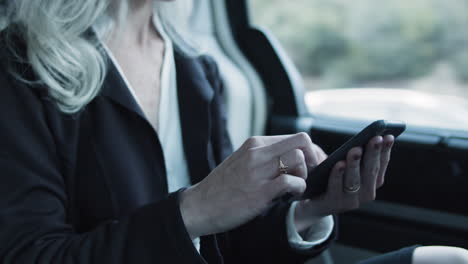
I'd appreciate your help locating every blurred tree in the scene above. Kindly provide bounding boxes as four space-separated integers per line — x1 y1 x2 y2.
250 0 468 86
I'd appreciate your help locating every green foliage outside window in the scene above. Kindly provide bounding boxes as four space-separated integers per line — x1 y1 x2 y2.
251 0 468 88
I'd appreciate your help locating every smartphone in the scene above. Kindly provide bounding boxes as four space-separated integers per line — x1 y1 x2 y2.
301 120 406 199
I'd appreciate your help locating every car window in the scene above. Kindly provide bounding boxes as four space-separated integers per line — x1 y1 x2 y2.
249 0 468 132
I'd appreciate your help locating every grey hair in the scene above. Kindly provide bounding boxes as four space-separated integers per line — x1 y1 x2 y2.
1 0 195 114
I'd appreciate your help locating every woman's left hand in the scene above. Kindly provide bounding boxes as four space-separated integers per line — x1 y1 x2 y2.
294 135 395 233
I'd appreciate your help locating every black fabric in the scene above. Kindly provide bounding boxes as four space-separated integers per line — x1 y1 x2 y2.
0 33 335 263
358 245 420 264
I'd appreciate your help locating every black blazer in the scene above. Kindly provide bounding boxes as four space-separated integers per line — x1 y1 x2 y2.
0 34 335 263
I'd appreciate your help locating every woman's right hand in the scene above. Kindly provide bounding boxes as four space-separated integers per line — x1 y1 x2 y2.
179 133 320 239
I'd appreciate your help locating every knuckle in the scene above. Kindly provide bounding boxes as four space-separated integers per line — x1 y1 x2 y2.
245 149 260 165
244 137 259 148
297 132 312 144
243 138 254 149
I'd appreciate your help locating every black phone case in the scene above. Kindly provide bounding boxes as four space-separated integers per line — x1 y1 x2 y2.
302 120 406 199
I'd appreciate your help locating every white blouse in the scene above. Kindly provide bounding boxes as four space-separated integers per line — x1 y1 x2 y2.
95 15 333 253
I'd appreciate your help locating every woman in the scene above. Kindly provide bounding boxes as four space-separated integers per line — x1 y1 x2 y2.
0 0 466 263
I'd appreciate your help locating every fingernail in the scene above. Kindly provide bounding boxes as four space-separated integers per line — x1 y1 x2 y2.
353 154 361 161
375 142 382 150
339 167 345 174
386 141 394 148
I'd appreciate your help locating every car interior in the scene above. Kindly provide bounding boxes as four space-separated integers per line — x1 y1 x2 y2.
187 0 468 263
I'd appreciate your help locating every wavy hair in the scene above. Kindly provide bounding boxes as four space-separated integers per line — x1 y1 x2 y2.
0 0 194 113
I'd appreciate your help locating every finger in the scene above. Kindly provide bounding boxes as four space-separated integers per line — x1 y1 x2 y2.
278 149 308 180
326 161 346 196
327 161 360 212
314 144 328 165
260 132 318 167
360 136 382 201
241 135 296 150
377 135 394 188
343 147 362 196
265 174 307 200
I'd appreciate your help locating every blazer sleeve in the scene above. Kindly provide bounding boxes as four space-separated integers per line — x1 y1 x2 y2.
0 72 204 263
202 56 337 264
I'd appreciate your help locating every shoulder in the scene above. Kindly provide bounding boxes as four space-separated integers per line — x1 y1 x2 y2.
0 30 82 137
0 36 82 167
0 29 81 117
0 29 46 101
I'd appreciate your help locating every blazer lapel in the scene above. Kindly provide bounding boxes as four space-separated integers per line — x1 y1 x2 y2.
100 56 147 120
100 48 217 189
175 51 216 185
99 54 169 197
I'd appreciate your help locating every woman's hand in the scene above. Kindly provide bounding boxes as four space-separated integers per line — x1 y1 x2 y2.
294 135 395 233
179 133 320 239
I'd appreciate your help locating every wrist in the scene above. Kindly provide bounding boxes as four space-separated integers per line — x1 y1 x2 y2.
179 185 207 239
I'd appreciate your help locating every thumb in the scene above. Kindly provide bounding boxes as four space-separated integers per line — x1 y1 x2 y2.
264 174 306 201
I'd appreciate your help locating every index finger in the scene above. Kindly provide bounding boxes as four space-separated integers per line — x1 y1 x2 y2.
259 132 318 167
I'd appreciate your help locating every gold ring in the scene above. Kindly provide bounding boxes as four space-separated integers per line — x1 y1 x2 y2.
278 158 289 174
